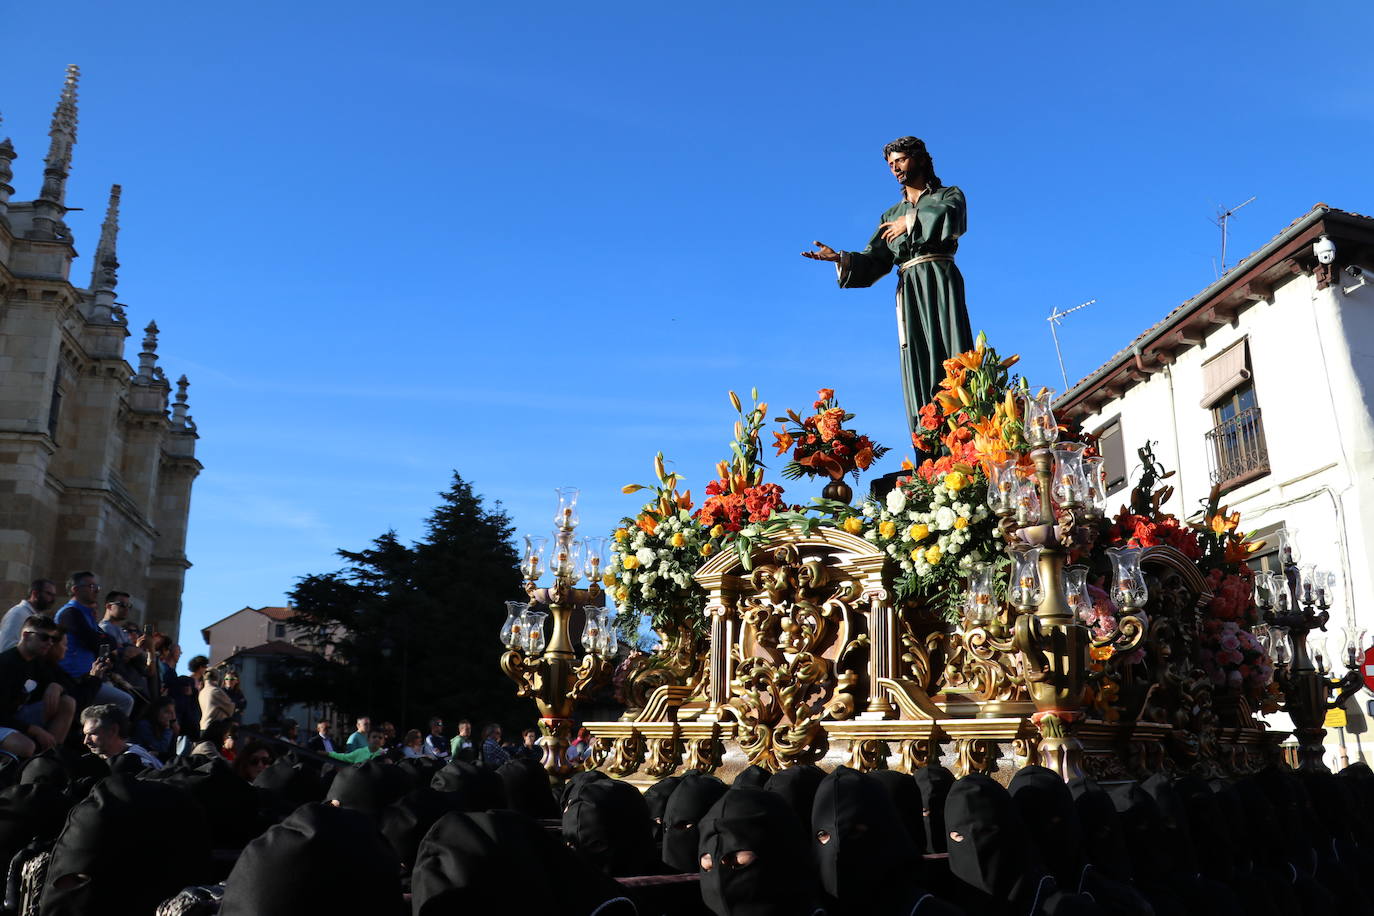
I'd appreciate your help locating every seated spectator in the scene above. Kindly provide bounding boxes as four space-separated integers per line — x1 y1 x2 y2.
0 578 57 652
327 729 388 765
39 625 113 715
187 653 209 690
480 724 510 767
307 718 336 754
449 718 476 761
153 633 180 689
279 717 300 746
199 666 235 731
133 695 179 761
223 668 247 720
402 729 426 758
568 726 593 764
54 572 134 716
0 616 77 757
515 728 542 762
191 717 236 760
234 740 273 782
80 702 162 770
423 717 450 761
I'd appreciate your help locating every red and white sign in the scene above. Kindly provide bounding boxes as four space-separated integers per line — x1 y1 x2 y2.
1361 646 1374 693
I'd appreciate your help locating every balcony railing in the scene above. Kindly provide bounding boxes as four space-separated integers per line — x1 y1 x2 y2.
1205 406 1270 489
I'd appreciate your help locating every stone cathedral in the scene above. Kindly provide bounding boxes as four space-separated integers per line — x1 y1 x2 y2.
0 66 200 639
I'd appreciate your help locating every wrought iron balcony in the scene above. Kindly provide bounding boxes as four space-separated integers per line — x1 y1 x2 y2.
1205 406 1270 489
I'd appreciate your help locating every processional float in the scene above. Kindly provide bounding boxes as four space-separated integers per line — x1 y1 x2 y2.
499 363 1363 786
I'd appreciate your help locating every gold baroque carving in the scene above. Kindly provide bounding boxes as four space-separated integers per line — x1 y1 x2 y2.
607 732 645 777
644 735 683 779
899 738 934 772
845 738 890 772
953 737 999 778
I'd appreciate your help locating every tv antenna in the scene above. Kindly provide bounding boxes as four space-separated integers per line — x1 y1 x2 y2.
1047 298 1097 391
1211 196 1255 276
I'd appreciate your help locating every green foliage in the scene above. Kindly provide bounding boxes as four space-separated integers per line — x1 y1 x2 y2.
272 472 528 732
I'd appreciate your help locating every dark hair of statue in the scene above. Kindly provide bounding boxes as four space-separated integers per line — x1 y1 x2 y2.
881 136 942 190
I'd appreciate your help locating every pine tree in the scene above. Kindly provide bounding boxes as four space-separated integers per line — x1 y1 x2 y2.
275 473 527 732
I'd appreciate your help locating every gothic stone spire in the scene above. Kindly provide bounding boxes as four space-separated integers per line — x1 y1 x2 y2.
33 65 80 239
136 320 159 381
0 110 15 220
91 184 122 293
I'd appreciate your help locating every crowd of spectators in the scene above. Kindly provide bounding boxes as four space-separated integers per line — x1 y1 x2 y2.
6 573 1374 914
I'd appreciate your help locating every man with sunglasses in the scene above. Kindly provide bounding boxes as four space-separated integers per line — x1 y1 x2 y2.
0 615 78 757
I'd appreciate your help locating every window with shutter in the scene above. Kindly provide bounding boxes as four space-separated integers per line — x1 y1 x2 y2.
1200 339 1251 408
1095 418 1128 496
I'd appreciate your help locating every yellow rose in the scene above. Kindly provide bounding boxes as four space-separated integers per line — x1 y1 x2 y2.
700 543 716 557
907 524 930 542
944 471 967 492
622 555 640 570
879 520 897 538
614 527 629 543
909 547 923 562
925 545 943 565
953 516 969 530
601 572 616 587
710 524 725 538
614 586 629 602
842 516 864 534
671 532 686 548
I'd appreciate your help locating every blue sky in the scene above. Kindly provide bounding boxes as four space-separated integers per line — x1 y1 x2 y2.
5 1 1372 660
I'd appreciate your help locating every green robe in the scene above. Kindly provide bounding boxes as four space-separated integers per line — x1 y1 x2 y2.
837 185 973 435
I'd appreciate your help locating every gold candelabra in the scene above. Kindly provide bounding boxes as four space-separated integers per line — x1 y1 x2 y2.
500 487 615 777
1255 534 1363 772
965 388 1148 779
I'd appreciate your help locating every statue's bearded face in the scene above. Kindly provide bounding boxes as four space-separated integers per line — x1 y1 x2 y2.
887 151 920 185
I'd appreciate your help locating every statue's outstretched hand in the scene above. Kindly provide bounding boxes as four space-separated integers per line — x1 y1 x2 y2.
801 241 841 262
879 219 907 243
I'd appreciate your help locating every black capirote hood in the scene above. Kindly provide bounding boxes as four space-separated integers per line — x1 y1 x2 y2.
379 787 463 872
40 775 210 916
731 764 772 790
413 808 624 914
643 775 683 846
866 768 925 849
1009 765 1084 889
698 786 815 916
219 802 403 915
497 756 559 818
913 763 955 854
662 773 728 872
945 772 1042 902
764 765 825 835
430 759 507 811
1067 776 1132 883
562 776 656 876
812 766 922 911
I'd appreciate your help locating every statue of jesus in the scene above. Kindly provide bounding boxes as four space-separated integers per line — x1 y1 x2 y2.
802 136 973 438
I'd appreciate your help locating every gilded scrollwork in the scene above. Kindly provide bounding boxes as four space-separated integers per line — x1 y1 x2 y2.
845 738 890 772
683 736 723 773
953 737 999 778
607 732 646 777
644 735 683 778
899 738 934 772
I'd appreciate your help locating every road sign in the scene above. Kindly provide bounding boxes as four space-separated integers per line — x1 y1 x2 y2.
1363 646 1374 693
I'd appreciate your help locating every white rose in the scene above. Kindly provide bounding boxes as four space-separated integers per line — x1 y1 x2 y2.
636 547 656 566
886 488 907 514
935 507 956 529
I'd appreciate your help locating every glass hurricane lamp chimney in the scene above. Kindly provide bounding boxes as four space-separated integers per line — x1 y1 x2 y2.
581 606 605 654
1299 564 1318 605
522 610 548 655
1064 565 1092 623
986 457 1019 516
1106 546 1149 610
1022 388 1059 449
965 563 997 624
1009 548 1044 609
1082 456 1107 514
1278 528 1300 567
1014 477 1042 528
500 601 528 648
582 537 607 582
553 487 581 531
521 535 547 581
1052 446 1087 507
1272 627 1292 666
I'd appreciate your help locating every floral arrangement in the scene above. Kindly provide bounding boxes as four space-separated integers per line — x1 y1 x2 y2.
698 389 787 535
912 332 1024 481
853 467 1000 615
609 453 708 635
1198 619 1273 699
774 389 888 482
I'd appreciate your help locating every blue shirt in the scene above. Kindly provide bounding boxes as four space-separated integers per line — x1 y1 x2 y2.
56 600 103 678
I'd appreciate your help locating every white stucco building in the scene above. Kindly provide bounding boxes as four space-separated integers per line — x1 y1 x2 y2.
1056 204 1374 766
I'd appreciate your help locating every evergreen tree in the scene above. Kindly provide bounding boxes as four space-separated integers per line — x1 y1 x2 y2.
275 473 527 732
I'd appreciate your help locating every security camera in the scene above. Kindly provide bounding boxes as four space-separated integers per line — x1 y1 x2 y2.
1314 235 1336 265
